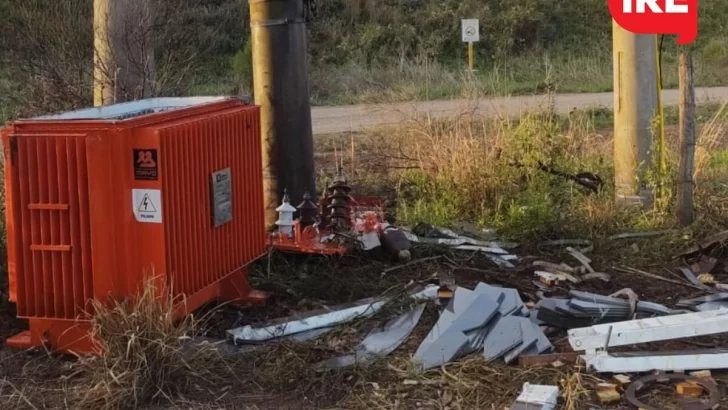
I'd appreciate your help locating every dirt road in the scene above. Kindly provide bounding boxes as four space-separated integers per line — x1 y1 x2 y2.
311 86 728 135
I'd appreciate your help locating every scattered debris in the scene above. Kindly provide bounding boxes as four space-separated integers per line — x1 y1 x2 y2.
678 230 728 259
402 227 519 268
317 303 427 369
510 383 559 410
613 374 632 385
381 225 413 262
227 285 438 344
595 383 621 403
535 290 669 329
690 254 719 276
570 309 728 373
680 267 709 288
698 273 715 285
413 283 550 371
676 381 704 397
677 293 728 310
689 370 713 379
625 373 720 410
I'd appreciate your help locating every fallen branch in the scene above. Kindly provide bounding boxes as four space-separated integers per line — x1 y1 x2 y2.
608 230 676 240
381 256 442 276
613 266 706 291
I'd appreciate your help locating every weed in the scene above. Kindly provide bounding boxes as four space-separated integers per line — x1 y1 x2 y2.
72 277 235 410
317 96 728 243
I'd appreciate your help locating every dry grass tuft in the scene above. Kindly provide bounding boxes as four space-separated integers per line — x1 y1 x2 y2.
72 277 235 410
695 100 728 179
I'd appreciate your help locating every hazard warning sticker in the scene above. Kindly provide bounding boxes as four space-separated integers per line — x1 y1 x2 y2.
132 189 162 223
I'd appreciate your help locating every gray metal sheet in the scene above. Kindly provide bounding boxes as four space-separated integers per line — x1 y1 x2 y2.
483 316 524 362
503 318 540 364
414 329 470 370
318 304 427 369
569 291 629 306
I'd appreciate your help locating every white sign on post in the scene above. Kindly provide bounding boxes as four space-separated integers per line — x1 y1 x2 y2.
461 19 480 43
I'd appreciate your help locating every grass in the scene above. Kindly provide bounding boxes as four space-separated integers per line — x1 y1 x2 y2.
69 277 243 409
313 96 728 246
197 49 728 107
5 45 728 115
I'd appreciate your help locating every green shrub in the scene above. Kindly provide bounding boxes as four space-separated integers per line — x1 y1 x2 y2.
231 38 253 91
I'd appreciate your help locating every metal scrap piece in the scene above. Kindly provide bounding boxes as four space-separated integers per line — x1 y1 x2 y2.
584 349 728 373
608 288 639 319
625 373 720 410
569 309 728 352
413 287 500 370
696 301 728 311
482 316 524 362
228 285 438 344
678 230 728 259
510 383 559 410
317 303 427 369
690 255 719 275
413 328 470 370
677 293 728 307
503 318 540 364
680 267 707 287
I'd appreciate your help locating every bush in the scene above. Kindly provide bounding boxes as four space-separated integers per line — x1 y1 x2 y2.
230 38 253 92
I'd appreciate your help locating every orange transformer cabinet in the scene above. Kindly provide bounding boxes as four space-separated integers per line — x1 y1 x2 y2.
1 97 267 354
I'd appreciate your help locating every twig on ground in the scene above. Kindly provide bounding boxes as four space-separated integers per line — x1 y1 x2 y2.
381 256 442 276
613 266 706 291
607 230 676 241
566 247 595 274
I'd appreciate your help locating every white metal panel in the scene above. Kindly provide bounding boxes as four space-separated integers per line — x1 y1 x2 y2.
583 351 728 373
569 309 728 352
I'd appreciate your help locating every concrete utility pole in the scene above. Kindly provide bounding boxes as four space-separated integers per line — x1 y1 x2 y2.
249 0 316 229
93 0 155 106
612 20 658 206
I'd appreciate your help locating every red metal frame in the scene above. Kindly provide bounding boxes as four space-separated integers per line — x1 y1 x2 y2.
3 98 268 354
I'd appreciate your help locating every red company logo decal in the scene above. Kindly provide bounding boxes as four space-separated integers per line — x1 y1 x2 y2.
609 0 698 44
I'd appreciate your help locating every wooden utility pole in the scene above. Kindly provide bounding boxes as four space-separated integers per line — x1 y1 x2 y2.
93 0 155 106
677 53 696 227
93 0 113 106
612 21 658 206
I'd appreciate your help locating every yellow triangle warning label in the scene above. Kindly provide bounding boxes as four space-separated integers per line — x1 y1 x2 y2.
138 193 157 213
